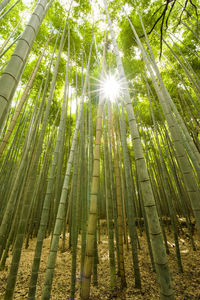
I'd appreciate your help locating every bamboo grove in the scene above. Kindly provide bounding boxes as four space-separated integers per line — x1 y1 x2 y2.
0 0 200 299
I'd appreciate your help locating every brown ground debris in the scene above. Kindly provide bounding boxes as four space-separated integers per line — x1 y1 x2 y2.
0 230 200 299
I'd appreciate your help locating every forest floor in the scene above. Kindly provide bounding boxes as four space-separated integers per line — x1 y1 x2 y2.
0 227 200 300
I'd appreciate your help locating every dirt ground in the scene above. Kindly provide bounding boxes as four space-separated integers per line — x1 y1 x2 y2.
0 229 200 299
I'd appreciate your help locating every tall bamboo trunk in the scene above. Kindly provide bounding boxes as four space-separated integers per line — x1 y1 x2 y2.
0 34 51 157
118 104 141 288
80 91 105 300
28 21 70 300
103 109 116 291
0 0 53 128
104 1 174 298
0 0 11 12
41 32 94 300
110 104 126 288
130 10 200 234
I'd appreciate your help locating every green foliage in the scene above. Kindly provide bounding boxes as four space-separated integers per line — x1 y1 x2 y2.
1 0 200 161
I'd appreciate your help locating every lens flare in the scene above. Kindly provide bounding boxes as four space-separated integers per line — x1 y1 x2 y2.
102 75 120 101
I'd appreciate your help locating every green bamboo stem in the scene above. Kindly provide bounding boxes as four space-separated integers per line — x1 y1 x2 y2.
0 0 53 127
105 2 174 298
103 110 117 291
41 32 94 300
0 34 52 157
118 104 141 288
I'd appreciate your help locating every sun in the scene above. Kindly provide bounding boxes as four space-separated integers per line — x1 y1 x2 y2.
102 75 120 101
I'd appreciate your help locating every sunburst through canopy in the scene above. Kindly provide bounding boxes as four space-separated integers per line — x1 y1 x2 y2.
102 74 120 101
